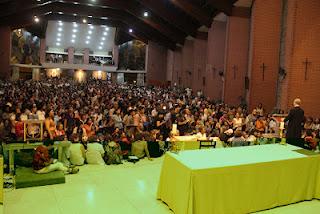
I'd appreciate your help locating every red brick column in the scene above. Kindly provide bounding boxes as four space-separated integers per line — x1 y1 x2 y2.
281 0 320 117
206 20 227 101
0 26 11 79
223 8 250 106
248 0 283 112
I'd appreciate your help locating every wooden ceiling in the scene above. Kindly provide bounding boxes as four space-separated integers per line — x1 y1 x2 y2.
0 0 238 49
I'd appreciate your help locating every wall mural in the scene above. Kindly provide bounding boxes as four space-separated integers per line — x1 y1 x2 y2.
118 40 146 70
11 29 40 65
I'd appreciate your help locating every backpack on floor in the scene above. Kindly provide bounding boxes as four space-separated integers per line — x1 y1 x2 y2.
147 141 164 158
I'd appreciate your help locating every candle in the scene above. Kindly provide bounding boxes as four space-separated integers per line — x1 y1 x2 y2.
280 122 285 130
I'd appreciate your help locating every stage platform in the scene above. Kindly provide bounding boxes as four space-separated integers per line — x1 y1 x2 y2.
157 144 320 214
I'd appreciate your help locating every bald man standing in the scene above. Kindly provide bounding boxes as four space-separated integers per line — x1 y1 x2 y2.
284 98 305 147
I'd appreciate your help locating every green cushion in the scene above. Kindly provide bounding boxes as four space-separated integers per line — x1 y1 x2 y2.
15 167 65 189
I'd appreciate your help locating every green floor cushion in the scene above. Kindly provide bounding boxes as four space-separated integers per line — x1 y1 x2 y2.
15 167 65 189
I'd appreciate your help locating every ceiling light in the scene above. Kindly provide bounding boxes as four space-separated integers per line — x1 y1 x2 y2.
73 13 77 16
103 32 108 36
58 12 63 15
72 29 77 33
73 2 79 5
57 33 62 37
34 16 40 23
98 46 102 50
105 27 110 31
82 18 87 23
85 41 89 44
89 25 94 29
88 15 93 18
56 42 60 46
72 34 76 38
71 39 75 43
101 17 108 20
100 42 104 45
86 36 91 39
58 22 63 26
73 22 78 27
143 11 149 17
129 29 133 33
58 27 63 31
88 30 92 34
101 37 105 41
57 38 61 42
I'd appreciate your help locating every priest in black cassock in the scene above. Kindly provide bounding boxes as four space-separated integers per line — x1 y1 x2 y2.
284 98 305 147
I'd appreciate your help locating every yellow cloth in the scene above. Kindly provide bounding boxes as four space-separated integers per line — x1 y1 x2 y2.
157 145 320 214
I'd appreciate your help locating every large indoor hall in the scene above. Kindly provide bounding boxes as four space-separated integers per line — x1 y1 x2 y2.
0 0 320 214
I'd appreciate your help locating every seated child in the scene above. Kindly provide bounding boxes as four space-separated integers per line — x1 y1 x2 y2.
304 130 317 150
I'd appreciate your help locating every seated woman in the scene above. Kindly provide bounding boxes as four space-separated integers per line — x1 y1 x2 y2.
131 133 151 160
304 130 317 151
84 136 105 165
33 144 79 174
229 130 247 147
82 118 97 139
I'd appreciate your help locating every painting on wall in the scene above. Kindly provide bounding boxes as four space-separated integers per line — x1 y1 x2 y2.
118 40 146 70
11 29 40 65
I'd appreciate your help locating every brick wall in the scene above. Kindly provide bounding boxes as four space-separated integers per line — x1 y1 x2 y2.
224 15 250 106
206 21 227 101
0 26 11 79
282 0 320 117
248 0 283 112
146 41 168 86
192 38 208 93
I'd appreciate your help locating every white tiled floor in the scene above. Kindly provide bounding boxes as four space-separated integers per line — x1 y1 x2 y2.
4 157 320 214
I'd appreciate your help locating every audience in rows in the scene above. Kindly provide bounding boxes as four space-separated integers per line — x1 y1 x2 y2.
0 78 319 172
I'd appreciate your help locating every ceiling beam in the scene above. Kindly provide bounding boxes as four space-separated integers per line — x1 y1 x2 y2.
136 0 199 37
0 0 52 18
206 0 234 16
60 0 185 45
169 0 213 27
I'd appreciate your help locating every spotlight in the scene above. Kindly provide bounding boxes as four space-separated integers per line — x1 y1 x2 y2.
143 11 149 17
82 18 87 23
71 39 75 43
103 32 108 36
72 34 76 38
57 33 62 37
34 16 40 23
89 25 94 29
86 36 91 39
129 29 133 33
100 42 104 45
101 37 106 41
98 46 102 50
58 27 63 31
57 38 61 42
58 22 63 26
105 27 109 31
73 22 78 27
56 42 60 46
85 41 89 44
72 29 77 33
88 30 92 34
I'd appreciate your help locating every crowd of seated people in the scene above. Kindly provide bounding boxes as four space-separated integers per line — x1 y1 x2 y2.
0 78 319 173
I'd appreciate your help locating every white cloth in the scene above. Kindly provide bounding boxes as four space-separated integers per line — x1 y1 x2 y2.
69 144 85 166
86 143 105 165
34 162 68 174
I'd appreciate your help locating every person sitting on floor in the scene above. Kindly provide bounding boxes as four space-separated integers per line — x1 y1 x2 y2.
131 133 152 160
69 134 85 166
229 130 247 147
33 144 79 174
84 136 105 165
304 130 317 151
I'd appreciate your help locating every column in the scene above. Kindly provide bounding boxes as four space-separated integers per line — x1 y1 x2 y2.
39 38 46 64
247 0 282 112
0 26 11 79
32 68 40 81
68 47 75 64
11 66 20 80
112 45 119 66
83 48 89 64
223 7 251 106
